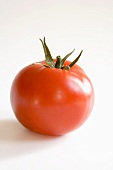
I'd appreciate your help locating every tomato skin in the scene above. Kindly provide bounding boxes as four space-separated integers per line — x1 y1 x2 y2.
10 60 94 136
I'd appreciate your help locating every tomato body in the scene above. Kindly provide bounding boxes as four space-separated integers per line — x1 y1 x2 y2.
10 60 94 135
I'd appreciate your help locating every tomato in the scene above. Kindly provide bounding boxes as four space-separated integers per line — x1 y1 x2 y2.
10 38 94 136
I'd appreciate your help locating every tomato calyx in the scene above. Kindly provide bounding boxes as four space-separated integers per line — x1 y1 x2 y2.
40 37 83 70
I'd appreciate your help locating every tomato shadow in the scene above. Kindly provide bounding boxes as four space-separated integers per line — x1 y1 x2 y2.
0 119 66 160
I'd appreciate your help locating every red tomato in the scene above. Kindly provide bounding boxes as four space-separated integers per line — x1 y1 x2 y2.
10 38 94 136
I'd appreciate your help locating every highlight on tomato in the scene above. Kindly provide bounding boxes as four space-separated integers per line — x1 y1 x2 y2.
10 38 94 136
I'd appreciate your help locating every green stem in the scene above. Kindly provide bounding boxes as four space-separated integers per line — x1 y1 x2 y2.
55 56 62 68
40 37 83 70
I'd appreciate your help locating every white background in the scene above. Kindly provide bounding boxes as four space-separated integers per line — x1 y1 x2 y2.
0 0 113 169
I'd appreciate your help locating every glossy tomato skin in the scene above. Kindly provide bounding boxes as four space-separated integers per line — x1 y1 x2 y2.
10 60 94 135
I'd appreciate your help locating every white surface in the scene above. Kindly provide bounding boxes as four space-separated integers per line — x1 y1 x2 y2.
0 0 113 169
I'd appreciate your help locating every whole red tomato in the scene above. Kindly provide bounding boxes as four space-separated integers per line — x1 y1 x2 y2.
10 38 94 136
